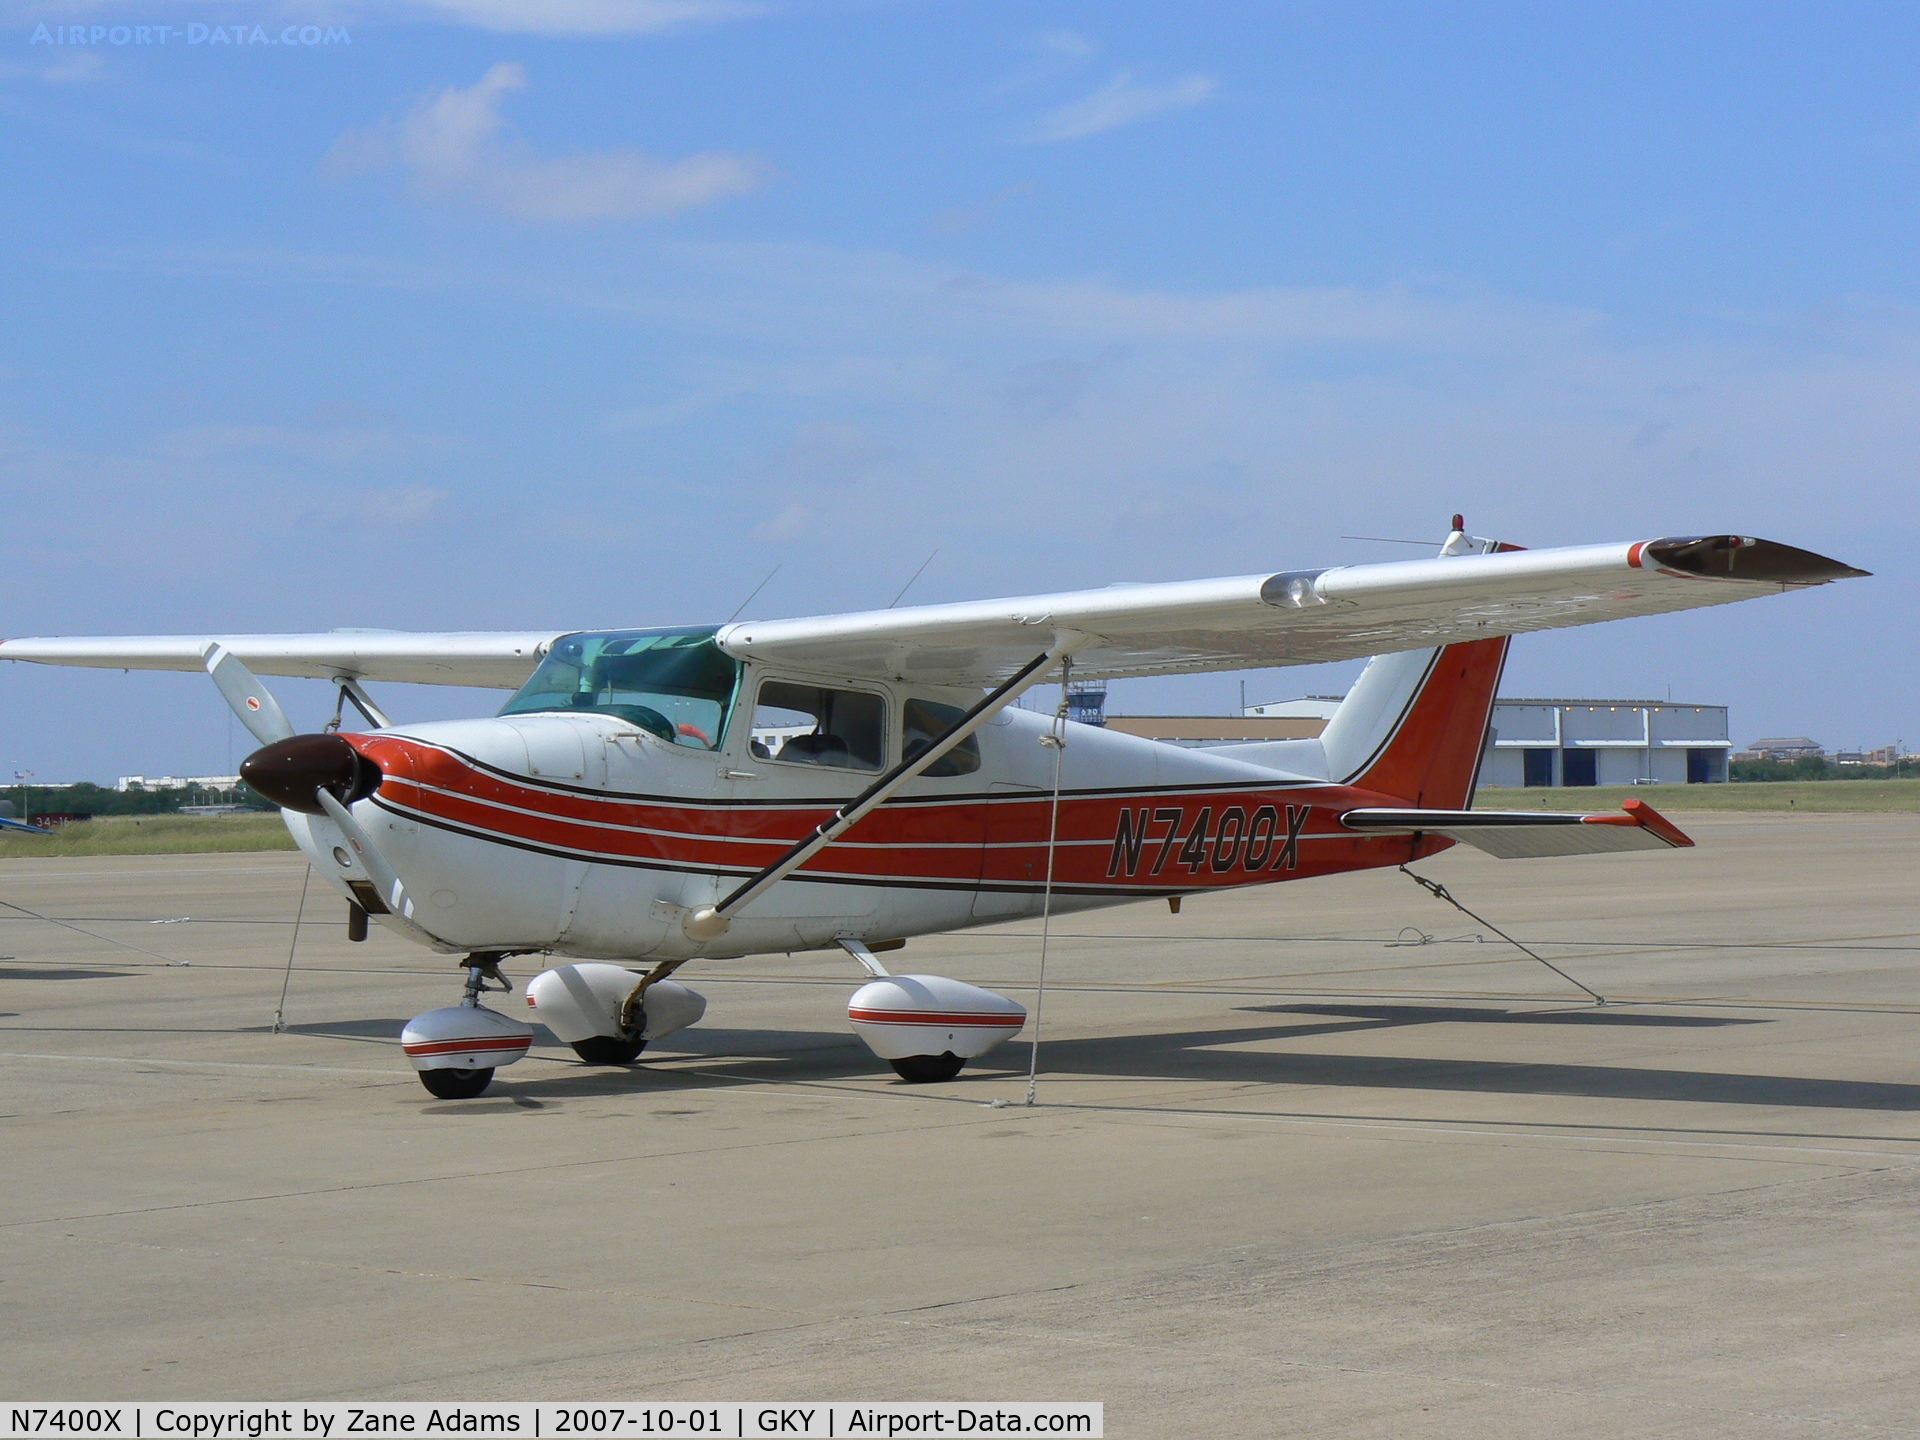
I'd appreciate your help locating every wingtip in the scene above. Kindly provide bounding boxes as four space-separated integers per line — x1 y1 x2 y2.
1639 535 1869 584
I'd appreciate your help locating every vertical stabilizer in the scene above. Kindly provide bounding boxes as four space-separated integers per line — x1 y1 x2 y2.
1221 520 1516 801
1330 636 1509 807
1310 519 1513 805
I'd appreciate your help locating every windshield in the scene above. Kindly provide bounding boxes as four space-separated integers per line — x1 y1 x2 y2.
498 627 740 749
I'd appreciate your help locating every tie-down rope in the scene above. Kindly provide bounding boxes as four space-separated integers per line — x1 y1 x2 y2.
0 896 189 966
271 864 311 1033
1025 659 1071 1106
1399 864 1606 1005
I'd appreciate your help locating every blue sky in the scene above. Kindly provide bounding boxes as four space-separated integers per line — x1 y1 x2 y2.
3 0 1916 779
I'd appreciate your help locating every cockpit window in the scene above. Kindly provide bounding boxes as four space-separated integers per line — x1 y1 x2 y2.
752 680 886 771
499 627 740 749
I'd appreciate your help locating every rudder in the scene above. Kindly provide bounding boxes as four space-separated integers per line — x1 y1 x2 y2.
1323 636 1510 808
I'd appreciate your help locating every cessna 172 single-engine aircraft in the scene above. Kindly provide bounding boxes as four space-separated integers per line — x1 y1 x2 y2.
0 523 1867 1097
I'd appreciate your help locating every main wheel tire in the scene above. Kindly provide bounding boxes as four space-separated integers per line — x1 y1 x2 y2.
571 1034 647 1066
418 1066 494 1099
889 1052 965 1084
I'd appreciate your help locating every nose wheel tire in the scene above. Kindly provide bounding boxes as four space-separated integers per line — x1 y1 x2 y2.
888 1052 965 1083
570 1035 648 1066
418 1066 495 1099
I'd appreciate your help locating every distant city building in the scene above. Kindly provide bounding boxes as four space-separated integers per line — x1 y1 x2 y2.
1076 688 1893 784
116 774 243 793
1235 694 1733 786
1065 679 1109 728
1101 715 1327 745
1833 746 1899 765
1478 700 1729 786
1738 737 1825 761
1244 696 1345 721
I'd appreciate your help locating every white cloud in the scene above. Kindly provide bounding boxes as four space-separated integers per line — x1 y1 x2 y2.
327 62 765 222
0 49 106 83
752 502 809 541
362 484 449 524
7 0 765 39
406 0 765 36
983 28 1098 98
42 50 106 81
1022 71 1216 143
155 421 428 464
15 236 1915 748
1035 28 1095 60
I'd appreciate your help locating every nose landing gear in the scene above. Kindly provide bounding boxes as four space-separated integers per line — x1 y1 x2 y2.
401 953 535 1099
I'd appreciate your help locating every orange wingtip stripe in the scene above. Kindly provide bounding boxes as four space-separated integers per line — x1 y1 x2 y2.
1581 798 1694 846
1620 796 1693 846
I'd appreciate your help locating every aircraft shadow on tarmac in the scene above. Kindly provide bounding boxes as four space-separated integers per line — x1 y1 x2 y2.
491 1004 1920 1113
0 965 140 981
252 1017 571 1049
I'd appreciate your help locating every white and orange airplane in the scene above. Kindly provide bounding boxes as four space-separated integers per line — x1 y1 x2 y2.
0 524 1865 1096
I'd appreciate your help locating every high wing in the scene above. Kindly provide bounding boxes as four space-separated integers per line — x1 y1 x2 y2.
715 534 1865 684
0 630 561 688
1342 799 1694 859
0 533 1864 690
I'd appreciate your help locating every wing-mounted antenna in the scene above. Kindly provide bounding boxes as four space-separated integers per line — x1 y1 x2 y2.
203 642 295 745
1440 513 1521 557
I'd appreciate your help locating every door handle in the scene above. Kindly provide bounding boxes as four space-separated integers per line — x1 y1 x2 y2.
721 769 762 780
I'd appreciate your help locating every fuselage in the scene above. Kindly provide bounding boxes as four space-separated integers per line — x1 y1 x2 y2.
284 690 1447 962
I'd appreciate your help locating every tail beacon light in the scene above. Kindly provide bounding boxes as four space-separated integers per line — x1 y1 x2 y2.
525 962 707 1043
848 974 1027 1063
400 1005 533 1073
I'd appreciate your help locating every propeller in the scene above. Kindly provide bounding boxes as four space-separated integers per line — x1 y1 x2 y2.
239 733 423 928
203 642 295 746
316 788 415 922
209 648 431 935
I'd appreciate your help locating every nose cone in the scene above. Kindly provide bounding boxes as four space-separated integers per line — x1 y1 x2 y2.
241 733 382 815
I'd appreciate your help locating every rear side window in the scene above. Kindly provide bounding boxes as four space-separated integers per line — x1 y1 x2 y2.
754 681 886 771
903 699 981 777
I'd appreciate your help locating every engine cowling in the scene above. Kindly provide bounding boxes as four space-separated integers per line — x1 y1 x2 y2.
847 974 1027 1061
524 962 707 1043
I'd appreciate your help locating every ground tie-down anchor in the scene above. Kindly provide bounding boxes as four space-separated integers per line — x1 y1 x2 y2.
1398 864 1607 1006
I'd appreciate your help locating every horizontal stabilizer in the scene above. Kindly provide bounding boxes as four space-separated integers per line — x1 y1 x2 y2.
1340 798 1693 859
0 815 53 836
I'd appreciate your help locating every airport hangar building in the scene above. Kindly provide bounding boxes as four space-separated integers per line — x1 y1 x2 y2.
1103 696 1732 787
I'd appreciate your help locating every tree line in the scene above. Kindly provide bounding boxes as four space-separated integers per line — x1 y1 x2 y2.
7 782 272 818
1729 756 1911 782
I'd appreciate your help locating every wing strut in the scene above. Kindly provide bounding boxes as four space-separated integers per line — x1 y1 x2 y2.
681 634 1082 941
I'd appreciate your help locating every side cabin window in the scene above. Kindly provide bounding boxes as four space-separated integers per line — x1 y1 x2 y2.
498 627 740 750
753 681 885 771
903 698 981 777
